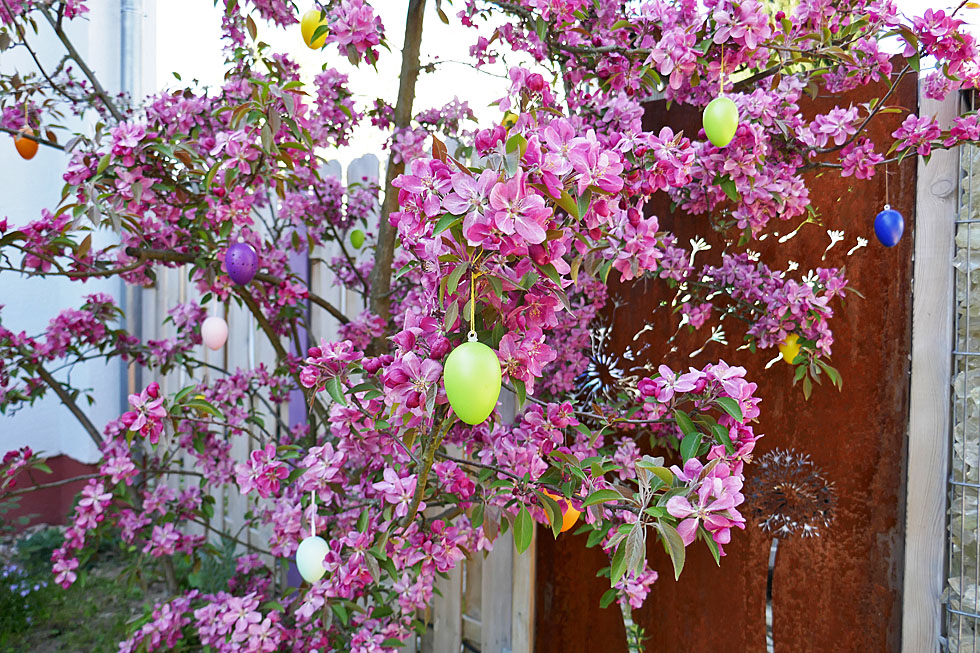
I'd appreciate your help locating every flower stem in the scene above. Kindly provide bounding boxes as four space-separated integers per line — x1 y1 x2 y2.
619 597 645 653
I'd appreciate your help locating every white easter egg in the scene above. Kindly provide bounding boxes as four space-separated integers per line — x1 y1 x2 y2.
201 316 228 351
296 535 329 583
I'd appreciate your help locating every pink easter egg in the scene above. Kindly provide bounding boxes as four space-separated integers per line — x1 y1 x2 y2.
225 242 259 285
202 316 228 350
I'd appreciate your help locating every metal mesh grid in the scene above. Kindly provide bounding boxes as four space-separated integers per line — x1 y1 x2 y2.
947 91 978 653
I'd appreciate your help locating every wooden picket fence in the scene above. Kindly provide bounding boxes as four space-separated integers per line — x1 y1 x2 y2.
141 154 533 652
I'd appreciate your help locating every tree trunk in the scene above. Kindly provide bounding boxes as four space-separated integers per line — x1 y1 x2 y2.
368 0 426 333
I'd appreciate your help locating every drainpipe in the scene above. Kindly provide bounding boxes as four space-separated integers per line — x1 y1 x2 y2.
120 0 142 408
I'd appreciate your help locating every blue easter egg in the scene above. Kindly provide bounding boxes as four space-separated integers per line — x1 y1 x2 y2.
874 208 904 247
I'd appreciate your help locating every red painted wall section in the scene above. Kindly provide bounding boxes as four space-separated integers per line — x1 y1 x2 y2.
535 66 917 651
4 455 98 530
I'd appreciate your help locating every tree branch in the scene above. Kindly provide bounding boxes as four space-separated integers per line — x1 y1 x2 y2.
124 246 349 324
35 363 104 447
0 125 65 151
37 6 124 122
368 0 426 333
1 473 101 498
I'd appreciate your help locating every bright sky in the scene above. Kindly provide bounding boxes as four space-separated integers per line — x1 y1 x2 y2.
154 1 977 175
155 1 520 176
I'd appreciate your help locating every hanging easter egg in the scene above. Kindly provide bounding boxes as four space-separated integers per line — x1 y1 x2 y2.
14 127 38 160
543 490 581 534
300 9 328 49
443 340 502 425
201 316 228 350
225 241 259 285
874 206 904 247
702 97 739 148
778 334 801 365
295 535 329 583
350 229 365 249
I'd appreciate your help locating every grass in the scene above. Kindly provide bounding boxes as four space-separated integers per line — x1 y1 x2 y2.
1 566 146 653
0 528 168 653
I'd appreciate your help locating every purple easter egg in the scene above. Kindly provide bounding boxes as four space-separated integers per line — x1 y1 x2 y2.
225 242 259 285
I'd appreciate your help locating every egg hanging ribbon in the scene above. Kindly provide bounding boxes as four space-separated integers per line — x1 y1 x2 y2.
295 491 328 583
702 47 739 148
442 270 502 425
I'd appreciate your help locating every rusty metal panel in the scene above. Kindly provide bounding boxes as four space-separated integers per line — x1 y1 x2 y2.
535 67 918 652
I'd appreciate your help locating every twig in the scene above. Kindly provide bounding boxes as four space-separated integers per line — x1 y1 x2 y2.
35 363 104 447
1 473 101 498
0 125 65 151
38 5 125 122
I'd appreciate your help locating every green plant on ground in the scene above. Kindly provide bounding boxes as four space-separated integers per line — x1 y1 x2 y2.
16 527 64 575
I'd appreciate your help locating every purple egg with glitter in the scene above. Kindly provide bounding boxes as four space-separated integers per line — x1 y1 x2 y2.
225 242 259 285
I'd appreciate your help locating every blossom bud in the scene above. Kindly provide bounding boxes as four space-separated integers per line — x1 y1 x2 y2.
429 336 450 360
526 73 545 92
146 382 160 399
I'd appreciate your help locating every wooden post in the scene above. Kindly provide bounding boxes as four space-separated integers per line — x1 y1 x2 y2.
902 85 959 651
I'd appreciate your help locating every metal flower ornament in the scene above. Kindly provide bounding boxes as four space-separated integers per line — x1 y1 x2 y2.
0 0 975 651
745 448 838 653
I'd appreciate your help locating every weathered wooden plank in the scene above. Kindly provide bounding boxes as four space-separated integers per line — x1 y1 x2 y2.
511 529 535 653
482 530 513 653
902 87 959 652
426 563 463 653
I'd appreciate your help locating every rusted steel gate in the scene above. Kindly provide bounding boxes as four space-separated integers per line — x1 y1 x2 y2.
535 69 918 652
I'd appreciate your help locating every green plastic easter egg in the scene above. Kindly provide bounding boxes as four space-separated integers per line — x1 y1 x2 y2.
350 229 365 249
443 341 502 425
296 535 329 583
702 96 739 148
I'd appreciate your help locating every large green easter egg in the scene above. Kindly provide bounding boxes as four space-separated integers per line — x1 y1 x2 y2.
296 535 329 583
443 341 502 425
702 96 739 148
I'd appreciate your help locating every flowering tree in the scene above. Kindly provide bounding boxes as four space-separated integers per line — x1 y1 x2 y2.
0 0 978 650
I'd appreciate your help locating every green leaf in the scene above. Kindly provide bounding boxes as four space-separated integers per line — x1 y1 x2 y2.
505 132 527 156
556 189 579 218
599 587 618 609
719 176 739 202
711 423 735 455
582 489 622 508
433 213 461 235
537 262 562 287
514 505 534 554
680 432 700 462
512 378 527 410
609 539 628 586
173 385 197 403
444 300 459 331
703 532 721 566
659 522 686 581
446 264 466 295
96 152 111 175
673 409 698 436
331 602 349 626
714 396 744 423
324 376 347 406
185 398 223 419
536 491 564 539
